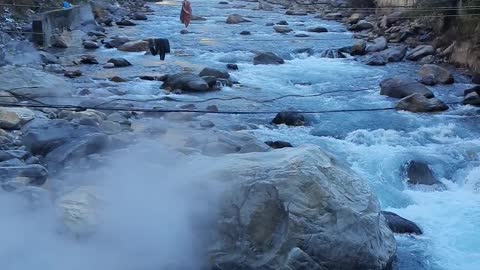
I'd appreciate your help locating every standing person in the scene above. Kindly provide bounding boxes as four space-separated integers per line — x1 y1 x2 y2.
180 0 192 28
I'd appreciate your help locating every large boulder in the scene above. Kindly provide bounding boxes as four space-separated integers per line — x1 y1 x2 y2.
395 94 448 113
404 160 444 186
0 66 73 98
272 111 305 126
226 14 251 24
253 52 284 65
22 119 100 155
118 40 149 52
418 64 454 85
56 186 99 237
211 146 396 270
162 73 210 92
406 45 435 61
381 211 422 235
351 39 367 56
380 75 434 99
366 37 388 53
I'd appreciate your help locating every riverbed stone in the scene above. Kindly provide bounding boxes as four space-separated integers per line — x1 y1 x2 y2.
380 75 434 98
39 51 60 64
381 46 407 62
163 73 210 92
118 40 149 52
199 67 230 79
366 37 387 53
0 164 48 186
131 12 147 20
116 19 136 26
351 39 367 55
381 211 422 235
239 30 251 35
418 64 454 85
104 36 130 48
226 14 251 24
464 86 480 106
253 52 284 65
307 26 328 33
395 94 448 113
83 40 100 49
365 54 387 66
226 63 238 70
51 34 68 48
73 55 99 65
285 10 307 16
0 107 35 130
265 140 293 149
107 58 132 67
272 111 305 126
406 45 435 61
0 66 73 98
274 25 293 33
405 160 443 186
349 20 374 31
64 70 82 78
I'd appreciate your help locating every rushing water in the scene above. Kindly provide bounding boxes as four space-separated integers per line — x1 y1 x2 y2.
54 0 480 269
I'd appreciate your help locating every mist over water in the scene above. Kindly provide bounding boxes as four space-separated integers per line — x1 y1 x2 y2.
0 140 223 270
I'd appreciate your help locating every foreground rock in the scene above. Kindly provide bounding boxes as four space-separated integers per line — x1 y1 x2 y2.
253 52 284 65
211 146 396 270
226 14 251 24
381 211 422 235
118 40 149 52
418 64 454 85
395 94 448 113
380 75 433 98
0 107 35 129
0 66 73 98
162 73 210 92
272 111 305 126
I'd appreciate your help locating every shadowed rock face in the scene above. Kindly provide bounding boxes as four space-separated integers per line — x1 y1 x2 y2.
382 211 422 235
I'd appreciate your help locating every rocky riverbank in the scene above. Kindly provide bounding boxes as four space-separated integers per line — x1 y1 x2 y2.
0 0 459 269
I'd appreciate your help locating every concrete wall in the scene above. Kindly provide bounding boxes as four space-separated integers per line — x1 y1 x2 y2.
32 3 94 47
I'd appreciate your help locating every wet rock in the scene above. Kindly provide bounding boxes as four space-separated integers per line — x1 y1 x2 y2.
83 40 100 49
351 39 367 56
104 36 130 48
295 33 310 38
87 30 106 38
64 70 82 78
0 91 18 103
307 26 328 33
199 120 215 128
51 34 68 48
382 211 422 235
109 76 127 83
463 86 480 106
219 1 229 4
118 40 149 52
272 111 305 126
418 64 454 85
0 107 35 130
226 63 238 70
274 25 293 33
258 2 273 11
116 19 136 26
131 12 147 20
395 94 448 113
349 20 374 31
202 76 218 89
323 12 343 20
22 119 100 155
226 14 251 24
199 67 230 79
56 186 99 237
253 52 284 65
207 105 219 112
238 140 271 153
0 150 29 162
212 146 396 270
180 29 190 34
0 66 73 98
265 140 292 149
380 75 434 99
74 55 99 65
265 22 274 26
381 46 407 62
45 133 109 171
405 160 442 186
103 63 115 68
348 13 365 24
192 15 207 21
365 54 387 66
366 37 387 53
44 64 65 74
0 164 48 186
106 57 131 69
285 10 307 16
406 45 435 61
239 30 251 35
39 51 60 64
162 73 210 92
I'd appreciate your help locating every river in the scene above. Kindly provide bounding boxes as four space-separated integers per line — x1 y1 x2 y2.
41 0 480 269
